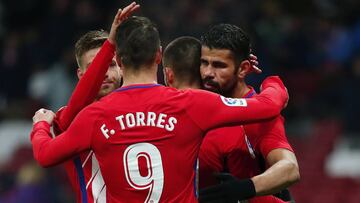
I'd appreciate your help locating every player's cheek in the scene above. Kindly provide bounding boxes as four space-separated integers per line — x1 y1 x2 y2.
112 72 122 88
108 70 119 81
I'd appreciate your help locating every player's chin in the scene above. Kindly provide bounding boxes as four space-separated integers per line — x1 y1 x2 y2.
203 83 219 93
99 85 117 97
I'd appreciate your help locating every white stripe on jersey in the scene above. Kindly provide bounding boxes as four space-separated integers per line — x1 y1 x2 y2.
95 184 106 203
82 150 94 168
86 167 99 189
90 153 106 203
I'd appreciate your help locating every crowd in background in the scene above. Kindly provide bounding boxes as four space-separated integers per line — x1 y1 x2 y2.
0 0 360 202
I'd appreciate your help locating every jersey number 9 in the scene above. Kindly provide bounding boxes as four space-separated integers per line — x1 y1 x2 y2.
124 143 164 203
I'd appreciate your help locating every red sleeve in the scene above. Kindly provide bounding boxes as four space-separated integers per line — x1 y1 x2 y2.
258 115 294 158
30 106 101 167
55 40 115 132
187 76 288 132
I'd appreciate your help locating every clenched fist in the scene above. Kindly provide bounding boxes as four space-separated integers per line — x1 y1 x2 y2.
32 108 55 125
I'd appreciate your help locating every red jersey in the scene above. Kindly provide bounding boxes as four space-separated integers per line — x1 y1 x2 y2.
31 77 287 203
199 88 293 203
52 40 115 203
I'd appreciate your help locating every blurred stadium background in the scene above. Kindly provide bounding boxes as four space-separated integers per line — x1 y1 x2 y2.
1 0 360 202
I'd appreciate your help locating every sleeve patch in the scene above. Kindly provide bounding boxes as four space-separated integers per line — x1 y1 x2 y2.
220 96 247 107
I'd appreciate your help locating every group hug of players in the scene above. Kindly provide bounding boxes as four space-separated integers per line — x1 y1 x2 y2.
30 2 300 203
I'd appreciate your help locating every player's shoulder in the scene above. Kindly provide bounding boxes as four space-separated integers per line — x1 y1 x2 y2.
160 85 184 95
183 88 216 95
180 88 220 101
158 86 200 95
154 86 210 100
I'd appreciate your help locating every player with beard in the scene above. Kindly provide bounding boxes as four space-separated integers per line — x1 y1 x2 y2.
199 24 300 203
30 16 289 202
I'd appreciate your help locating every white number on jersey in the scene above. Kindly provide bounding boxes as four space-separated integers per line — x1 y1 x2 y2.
123 143 164 203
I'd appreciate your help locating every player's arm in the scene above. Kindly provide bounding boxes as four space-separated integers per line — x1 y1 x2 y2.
200 150 299 202
55 3 140 132
251 148 299 196
55 41 114 132
188 76 288 132
31 107 99 167
251 116 300 196
199 116 299 202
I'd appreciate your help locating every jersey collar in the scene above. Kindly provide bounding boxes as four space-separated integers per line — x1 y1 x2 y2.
114 83 161 92
243 86 257 98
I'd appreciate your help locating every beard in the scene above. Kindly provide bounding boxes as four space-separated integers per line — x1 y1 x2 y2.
202 77 221 93
220 77 237 97
97 86 114 98
97 79 121 99
202 76 238 97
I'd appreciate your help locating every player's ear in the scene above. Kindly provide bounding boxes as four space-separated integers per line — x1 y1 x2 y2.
155 47 162 65
237 60 251 79
164 67 174 87
77 68 84 79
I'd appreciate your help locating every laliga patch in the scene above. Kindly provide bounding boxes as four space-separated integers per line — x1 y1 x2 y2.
220 96 247 107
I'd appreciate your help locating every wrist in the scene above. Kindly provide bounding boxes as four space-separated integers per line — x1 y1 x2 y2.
105 39 116 51
106 38 115 46
33 121 51 128
236 178 256 200
108 38 115 45
31 121 51 141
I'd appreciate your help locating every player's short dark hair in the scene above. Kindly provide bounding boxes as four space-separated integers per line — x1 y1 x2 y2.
115 16 160 70
163 36 201 85
201 24 250 67
75 30 108 68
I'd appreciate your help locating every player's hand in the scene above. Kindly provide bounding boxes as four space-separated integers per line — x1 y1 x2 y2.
199 173 256 202
32 108 55 125
248 53 262 74
108 2 140 44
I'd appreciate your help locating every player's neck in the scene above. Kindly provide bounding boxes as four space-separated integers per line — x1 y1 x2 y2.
122 65 158 86
173 80 201 90
231 81 250 98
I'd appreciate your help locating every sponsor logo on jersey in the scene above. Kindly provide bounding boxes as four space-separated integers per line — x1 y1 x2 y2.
220 96 247 107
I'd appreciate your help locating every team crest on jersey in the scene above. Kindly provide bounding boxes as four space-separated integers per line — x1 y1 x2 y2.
220 96 247 107
245 135 256 159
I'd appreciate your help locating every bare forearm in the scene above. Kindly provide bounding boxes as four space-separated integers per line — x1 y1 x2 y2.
251 159 300 196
